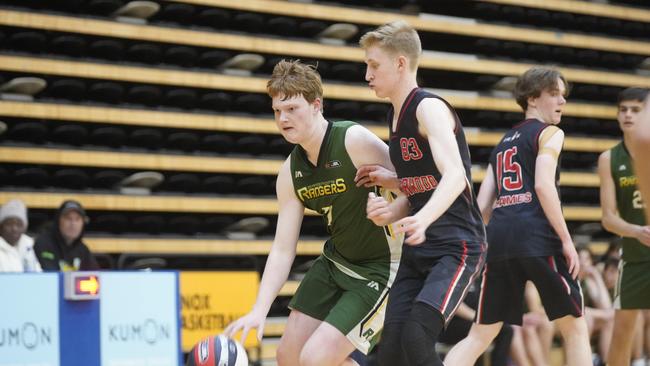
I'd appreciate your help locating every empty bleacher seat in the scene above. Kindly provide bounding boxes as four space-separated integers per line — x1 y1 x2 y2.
164 88 197 109
129 128 163 149
168 215 201 235
199 92 232 111
233 12 265 33
196 8 231 29
14 167 49 188
86 0 124 15
51 124 88 145
92 213 129 233
92 170 127 188
201 175 236 194
163 46 197 67
155 3 195 24
126 43 161 64
201 134 234 153
164 173 201 192
53 168 90 189
90 126 127 147
9 32 47 53
236 135 267 155
126 85 161 105
199 50 232 68
132 214 165 234
7 122 48 143
89 39 125 60
237 176 269 195
166 131 200 151
48 79 87 101
88 82 125 104
50 35 87 57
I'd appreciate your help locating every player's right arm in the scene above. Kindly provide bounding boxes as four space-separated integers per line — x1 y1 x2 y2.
476 163 497 224
224 158 304 342
534 127 580 278
598 150 650 245
631 99 650 224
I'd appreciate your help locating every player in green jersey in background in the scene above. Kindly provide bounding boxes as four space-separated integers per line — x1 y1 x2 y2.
598 87 650 366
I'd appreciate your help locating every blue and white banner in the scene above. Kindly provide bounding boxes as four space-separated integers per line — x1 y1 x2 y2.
100 272 180 366
0 273 60 366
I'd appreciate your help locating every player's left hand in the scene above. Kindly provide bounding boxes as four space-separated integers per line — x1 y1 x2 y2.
394 215 427 245
562 242 580 280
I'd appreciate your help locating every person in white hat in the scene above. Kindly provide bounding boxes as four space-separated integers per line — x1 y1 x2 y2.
0 198 42 272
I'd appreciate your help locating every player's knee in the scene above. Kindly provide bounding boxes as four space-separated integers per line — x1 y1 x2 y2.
467 324 500 349
556 315 589 339
298 340 336 366
400 302 444 356
276 338 298 366
377 322 406 366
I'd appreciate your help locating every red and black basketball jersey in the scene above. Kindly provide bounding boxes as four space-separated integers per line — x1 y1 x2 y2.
388 88 485 252
486 118 562 261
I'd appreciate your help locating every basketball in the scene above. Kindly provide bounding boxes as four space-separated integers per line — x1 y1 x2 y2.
186 334 248 366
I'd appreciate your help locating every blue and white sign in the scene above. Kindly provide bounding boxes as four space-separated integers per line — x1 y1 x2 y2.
100 272 180 366
0 273 60 366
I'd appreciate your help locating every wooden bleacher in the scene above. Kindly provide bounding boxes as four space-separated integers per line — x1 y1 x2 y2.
170 0 650 55
0 54 620 117
0 146 603 187
0 101 619 152
0 10 649 90
480 0 650 23
0 191 602 220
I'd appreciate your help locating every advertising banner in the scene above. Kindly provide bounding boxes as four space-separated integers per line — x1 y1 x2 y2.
180 271 259 351
0 273 60 366
100 272 180 366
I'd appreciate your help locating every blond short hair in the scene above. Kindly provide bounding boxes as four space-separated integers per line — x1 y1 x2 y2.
267 59 323 103
359 20 421 70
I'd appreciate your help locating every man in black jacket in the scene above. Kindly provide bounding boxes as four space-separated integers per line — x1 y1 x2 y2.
35 200 99 271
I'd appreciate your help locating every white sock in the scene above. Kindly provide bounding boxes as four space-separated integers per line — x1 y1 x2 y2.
631 358 645 366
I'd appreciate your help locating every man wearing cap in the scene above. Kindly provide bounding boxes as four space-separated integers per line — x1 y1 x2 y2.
34 200 99 271
0 199 42 272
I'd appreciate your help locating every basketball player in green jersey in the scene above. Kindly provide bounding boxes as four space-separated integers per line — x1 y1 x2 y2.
598 87 650 366
225 60 403 366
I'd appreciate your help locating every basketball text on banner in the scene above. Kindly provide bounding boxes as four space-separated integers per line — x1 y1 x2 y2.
180 271 259 351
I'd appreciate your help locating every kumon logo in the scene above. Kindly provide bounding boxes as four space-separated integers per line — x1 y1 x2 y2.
0 323 53 350
108 318 171 345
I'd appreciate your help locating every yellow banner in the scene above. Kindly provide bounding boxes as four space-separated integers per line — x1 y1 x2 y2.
180 271 259 351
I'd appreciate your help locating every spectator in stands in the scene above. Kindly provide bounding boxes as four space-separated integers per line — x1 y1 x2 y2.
445 66 592 366
601 257 620 299
598 87 650 366
34 200 99 271
578 245 614 365
225 60 402 366
0 199 42 272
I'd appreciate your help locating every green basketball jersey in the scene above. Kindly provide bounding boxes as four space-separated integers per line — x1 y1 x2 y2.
290 121 402 284
610 142 650 262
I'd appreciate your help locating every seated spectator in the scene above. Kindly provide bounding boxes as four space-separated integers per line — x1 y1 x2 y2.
602 257 620 300
0 199 42 272
34 200 99 271
578 245 614 365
